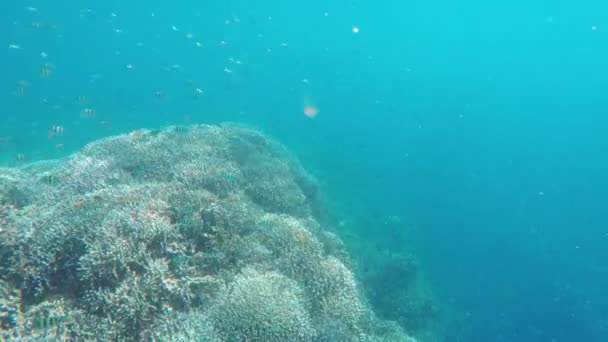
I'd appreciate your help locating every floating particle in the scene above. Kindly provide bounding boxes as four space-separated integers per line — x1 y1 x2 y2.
352 26 360 33
40 51 48 58
171 25 179 31
126 64 134 70
303 105 319 118
591 25 598 31
195 41 203 47
8 44 22 50
185 32 194 39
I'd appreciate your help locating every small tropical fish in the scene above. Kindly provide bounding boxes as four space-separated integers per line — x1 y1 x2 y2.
39 173 59 185
15 154 28 162
79 9 95 19
80 108 95 118
15 80 29 96
29 22 57 30
71 200 86 209
154 90 166 100
40 63 55 78
174 126 189 133
89 74 101 83
48 125 64 139
97 120 112 129
193 88 204 99
0 136 12 146
162 64 182 72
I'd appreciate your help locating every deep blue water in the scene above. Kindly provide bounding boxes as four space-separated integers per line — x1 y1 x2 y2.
2 0 607 340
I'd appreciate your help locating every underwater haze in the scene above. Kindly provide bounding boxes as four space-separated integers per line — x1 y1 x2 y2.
2 0 608 341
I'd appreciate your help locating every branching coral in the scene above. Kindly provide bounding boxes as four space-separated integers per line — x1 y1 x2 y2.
0 124 420 341
210 267 315 341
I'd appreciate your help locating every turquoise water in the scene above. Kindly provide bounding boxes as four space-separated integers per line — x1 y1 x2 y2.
2 0 607 340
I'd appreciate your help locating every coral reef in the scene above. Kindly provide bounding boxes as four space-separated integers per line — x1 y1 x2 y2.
333 214 441 340
0 124 417 341
364 253 439 333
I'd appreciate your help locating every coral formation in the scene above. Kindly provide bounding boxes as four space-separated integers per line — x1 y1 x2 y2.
365 253 439 333
331 212 441 339
210 267 315 341
0 124 417 341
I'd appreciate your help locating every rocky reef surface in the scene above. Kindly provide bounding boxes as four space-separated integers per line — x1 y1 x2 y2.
0 124 418 341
